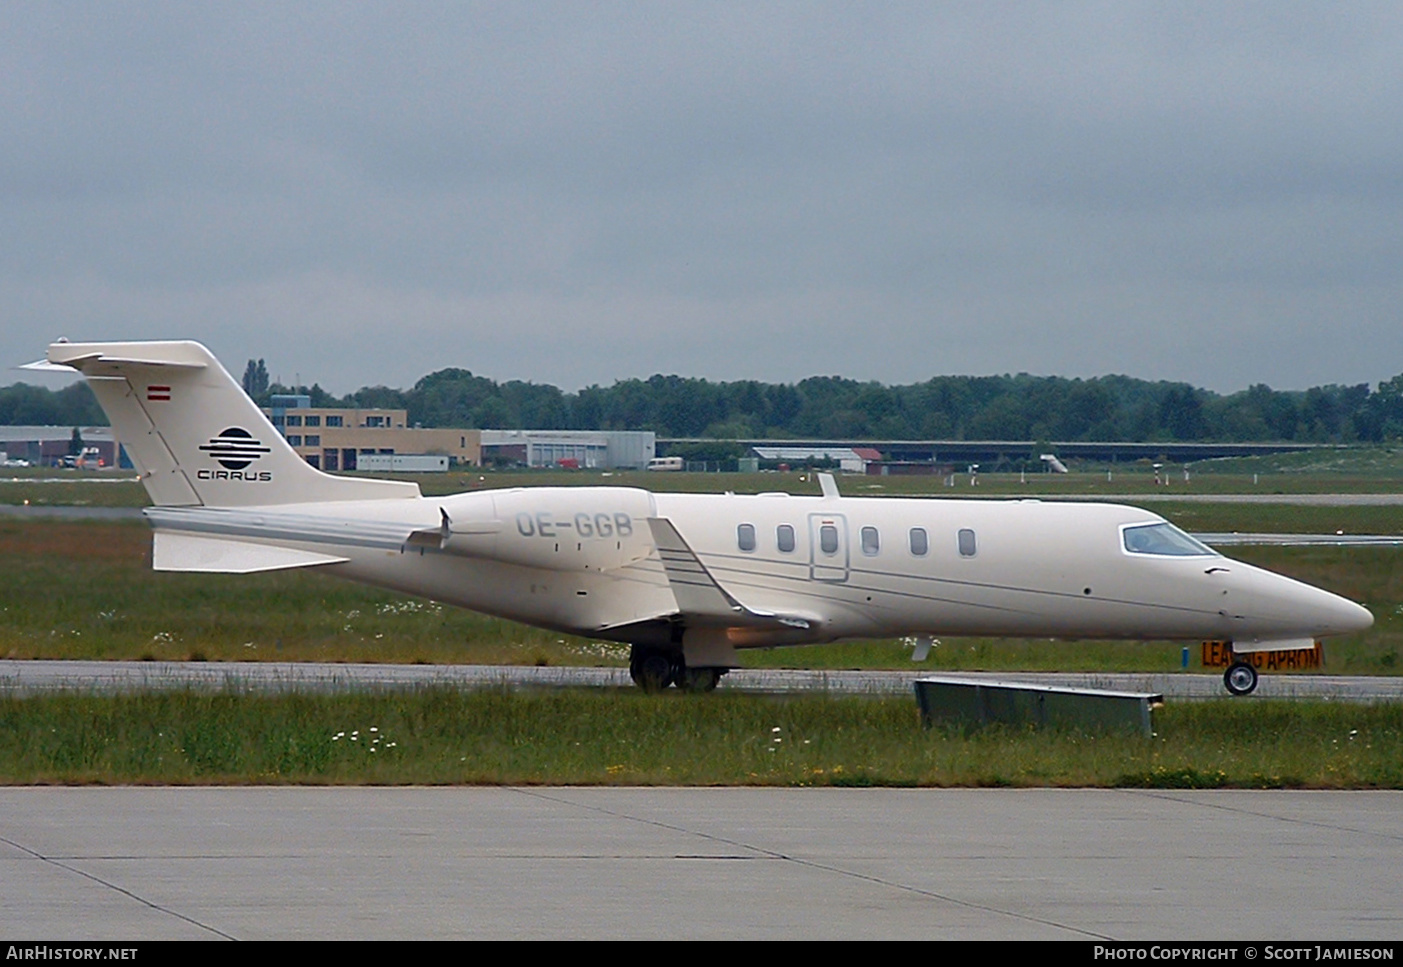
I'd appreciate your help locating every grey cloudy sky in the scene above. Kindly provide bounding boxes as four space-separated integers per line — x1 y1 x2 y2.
4 2 1402 394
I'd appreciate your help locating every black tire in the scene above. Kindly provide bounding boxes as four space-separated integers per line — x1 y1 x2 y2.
629 649 675 692
677 667 723 693
1223 661 1258 696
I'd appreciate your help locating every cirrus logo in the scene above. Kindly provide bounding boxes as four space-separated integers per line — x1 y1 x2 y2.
198 427 271 471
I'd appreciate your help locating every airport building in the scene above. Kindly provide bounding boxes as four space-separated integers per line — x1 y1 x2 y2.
479 429 656 470
262 396 480 471
258 398 653 472
0 426 125 468
748 446 881 474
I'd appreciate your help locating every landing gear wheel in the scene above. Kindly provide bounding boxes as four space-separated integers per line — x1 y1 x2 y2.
1224 661 1258 696
629 650 676 693
677 667 723 693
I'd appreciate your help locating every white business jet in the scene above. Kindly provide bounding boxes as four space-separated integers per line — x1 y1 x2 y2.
33 340 1373 695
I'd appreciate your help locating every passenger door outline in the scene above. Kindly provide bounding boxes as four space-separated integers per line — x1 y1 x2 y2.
808 513 849 582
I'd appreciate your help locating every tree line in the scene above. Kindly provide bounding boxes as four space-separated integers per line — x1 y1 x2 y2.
7 365 1403 444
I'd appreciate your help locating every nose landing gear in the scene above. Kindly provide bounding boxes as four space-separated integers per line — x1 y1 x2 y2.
1223 661 1259 696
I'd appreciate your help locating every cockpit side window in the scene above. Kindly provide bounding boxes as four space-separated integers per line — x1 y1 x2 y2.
1121 522 1216 557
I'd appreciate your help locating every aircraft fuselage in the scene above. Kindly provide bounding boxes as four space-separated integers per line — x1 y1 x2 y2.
145 486 1373 662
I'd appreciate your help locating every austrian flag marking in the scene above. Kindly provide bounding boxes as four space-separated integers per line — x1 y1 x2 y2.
147 385 171 402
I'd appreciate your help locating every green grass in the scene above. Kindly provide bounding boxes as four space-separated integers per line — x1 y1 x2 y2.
1144 502 1403 535
1 689 1398 787
0 476 146 508
4 446 1403 509
0 521 613 665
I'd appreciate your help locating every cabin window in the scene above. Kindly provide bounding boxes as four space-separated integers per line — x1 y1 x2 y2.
777 524 796 553
860 526 880 556
958 528 977 557
1122 522 1215 557
820 524 839 555
737 523 757 552
909 527 928 556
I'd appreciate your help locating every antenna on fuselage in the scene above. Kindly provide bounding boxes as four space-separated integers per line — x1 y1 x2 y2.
818 472 840 499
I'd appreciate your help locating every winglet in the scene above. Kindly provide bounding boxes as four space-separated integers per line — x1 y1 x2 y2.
818 472 840 499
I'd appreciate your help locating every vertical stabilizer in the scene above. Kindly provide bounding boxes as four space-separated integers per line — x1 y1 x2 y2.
45 340 419 507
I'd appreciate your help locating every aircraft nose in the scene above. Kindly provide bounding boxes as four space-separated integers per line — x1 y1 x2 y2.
1281 579 1373 637
1321 593 1374 636
1227 564 1373 639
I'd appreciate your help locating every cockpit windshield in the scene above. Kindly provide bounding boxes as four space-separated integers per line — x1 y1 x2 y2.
1121 522 1217 557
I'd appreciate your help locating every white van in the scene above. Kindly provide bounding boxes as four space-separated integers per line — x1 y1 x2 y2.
646 456 684 472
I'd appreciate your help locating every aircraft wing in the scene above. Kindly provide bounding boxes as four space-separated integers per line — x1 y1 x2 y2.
646 517 815 631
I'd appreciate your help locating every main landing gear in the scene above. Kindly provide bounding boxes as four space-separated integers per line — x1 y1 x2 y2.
1223 661 1259 696
628 646 726 693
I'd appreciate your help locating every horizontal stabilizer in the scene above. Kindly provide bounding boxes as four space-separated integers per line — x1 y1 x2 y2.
19 359 86 373
153 531 349 573
44 343 210 372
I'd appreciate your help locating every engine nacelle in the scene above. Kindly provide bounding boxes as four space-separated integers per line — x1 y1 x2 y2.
438 487 657 572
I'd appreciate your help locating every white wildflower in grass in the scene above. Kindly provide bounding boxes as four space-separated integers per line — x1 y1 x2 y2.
332 727 397 753
567 640 631 661
374 600 441 616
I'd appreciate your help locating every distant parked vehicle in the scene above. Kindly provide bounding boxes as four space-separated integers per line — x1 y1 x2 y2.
646 456 683 471
59 447 104 469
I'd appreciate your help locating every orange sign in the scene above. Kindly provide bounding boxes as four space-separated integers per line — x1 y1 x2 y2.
1201 640 1322 670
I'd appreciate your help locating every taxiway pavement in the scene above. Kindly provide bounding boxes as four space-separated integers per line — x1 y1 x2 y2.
2 786 1399 940
4 659 1402 700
